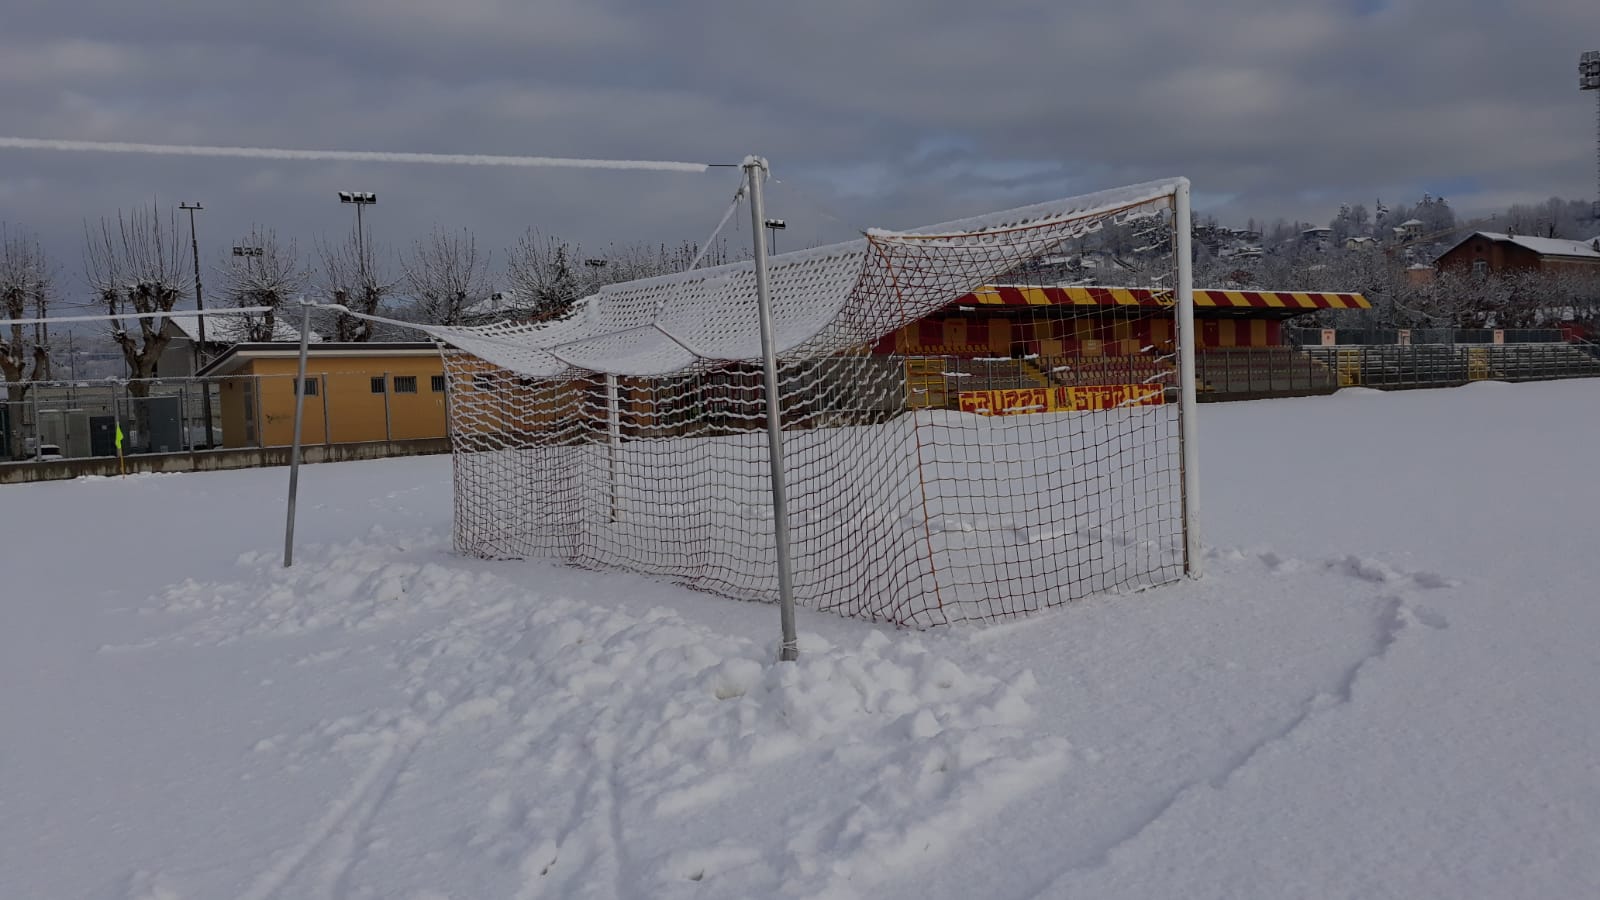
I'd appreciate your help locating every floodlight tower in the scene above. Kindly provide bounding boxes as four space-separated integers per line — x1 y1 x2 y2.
338 190 377 280
1582 51 1600 218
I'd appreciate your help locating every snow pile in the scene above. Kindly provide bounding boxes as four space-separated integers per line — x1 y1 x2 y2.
134 536 1061 898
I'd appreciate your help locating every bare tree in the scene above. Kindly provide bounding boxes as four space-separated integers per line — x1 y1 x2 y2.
504 229 584 322
218 227 309 341
84 204 191 437
0 225 52 457
316 227 397 341
403 228 490 326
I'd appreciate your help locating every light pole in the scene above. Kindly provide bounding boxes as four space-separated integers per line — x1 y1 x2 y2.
178 203 207 358
179 201 216 446
338 191 377 281
764 217 786 255
1581 51 1600 218
233 246 264 338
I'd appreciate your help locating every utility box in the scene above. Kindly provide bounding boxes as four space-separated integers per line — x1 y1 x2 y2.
139 396 184 454
38 409 93 458
90 415 120 458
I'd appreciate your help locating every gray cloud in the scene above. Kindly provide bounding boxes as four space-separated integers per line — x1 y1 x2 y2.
2 0 1597 304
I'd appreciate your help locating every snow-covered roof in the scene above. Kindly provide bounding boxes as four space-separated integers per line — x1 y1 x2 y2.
1400 219 1425 228
166 312 314 344
422 179 1188 378
1472 232 1600 260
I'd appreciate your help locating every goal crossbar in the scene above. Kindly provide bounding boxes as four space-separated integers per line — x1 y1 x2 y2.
432 177 1198 627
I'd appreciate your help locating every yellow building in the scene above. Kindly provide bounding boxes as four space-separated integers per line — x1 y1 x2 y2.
197 343 448 448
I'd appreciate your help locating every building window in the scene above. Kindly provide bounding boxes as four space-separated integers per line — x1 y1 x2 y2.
370 376 386 394
393 375 418 394
295 377 318 396
1472 259 1488 276
431 375 447 393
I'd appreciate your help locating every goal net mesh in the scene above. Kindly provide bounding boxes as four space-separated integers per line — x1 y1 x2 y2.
430 179 1190 626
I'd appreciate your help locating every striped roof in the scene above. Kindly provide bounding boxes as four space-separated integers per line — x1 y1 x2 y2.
964 285 1370 310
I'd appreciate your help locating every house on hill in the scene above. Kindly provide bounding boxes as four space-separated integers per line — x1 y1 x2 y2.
1435 232 1600 276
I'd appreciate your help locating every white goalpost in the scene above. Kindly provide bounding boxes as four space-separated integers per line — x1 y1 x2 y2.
418 167 1200 630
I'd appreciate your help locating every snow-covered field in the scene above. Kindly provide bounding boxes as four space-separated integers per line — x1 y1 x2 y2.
3 380 1598 899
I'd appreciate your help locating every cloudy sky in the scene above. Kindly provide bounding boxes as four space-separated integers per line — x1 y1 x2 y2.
2 0 1598 298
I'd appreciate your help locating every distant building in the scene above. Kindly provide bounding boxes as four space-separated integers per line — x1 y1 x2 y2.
1434 232 1600 276
1397 219 1427 241
1344 236 1378 251
195 342 445 448
157 312 313 378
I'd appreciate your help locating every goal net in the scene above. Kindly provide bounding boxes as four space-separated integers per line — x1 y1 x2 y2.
426 178 1196 627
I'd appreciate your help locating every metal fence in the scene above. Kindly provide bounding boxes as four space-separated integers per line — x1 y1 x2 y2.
1284 326 1570 346
1194 343 1600 398
2 372 451 463
7 343 1599 460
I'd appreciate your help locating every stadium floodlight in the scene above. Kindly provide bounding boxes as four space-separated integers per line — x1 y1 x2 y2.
232 246 263 257
764 217 787 253
584 258 607 268
1584 52 1600 216
337 190 378 279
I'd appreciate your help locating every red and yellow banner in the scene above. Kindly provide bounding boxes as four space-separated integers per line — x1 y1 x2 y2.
958 384 1165 416
963 285 1370 310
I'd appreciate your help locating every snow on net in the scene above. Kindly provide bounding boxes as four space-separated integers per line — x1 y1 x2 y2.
440 179 1190 626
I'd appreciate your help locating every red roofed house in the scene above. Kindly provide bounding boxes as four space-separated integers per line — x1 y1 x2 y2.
1435 232 1600 276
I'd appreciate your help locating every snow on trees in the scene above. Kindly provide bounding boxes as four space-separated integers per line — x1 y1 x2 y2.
316 227 397 342
0 224 53 457
218 227 308 341
83 204 191 428
403 228 491 327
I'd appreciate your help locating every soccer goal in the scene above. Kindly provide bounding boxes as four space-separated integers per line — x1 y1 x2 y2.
429 168 1198 627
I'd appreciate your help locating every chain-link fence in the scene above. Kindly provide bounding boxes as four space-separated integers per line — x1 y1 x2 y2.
1 371 450 463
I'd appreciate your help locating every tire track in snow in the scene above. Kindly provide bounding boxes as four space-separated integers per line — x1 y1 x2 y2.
316 722 428 899
1020 552 1451 898
237 736 406 900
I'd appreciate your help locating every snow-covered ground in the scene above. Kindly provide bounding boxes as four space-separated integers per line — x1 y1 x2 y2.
3 380 1598 899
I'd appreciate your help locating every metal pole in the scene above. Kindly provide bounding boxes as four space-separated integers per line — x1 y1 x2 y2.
355 202 366 280
283 302 313 567
321 375 331 446
383 371 392 441
30 387 40 461
745 157 799 662
180 202 217 444
606 373 621 522
1174 179 1202 578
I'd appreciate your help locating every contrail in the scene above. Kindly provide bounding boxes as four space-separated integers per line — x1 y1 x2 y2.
0 136 711 173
